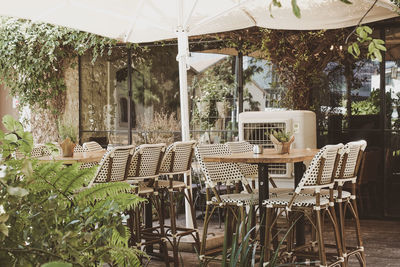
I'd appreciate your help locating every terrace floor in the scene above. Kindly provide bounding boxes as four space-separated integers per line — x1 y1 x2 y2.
148 212 400 266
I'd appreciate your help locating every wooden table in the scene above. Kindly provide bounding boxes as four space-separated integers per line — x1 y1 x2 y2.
204 148 319 247
37 150 105 164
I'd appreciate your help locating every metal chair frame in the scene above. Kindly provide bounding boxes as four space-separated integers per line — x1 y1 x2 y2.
158 140 200 266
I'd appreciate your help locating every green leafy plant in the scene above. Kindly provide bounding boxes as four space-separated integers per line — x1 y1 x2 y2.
0 115 145 266
58 123 78 143
0 17 116 112
271 130 292 143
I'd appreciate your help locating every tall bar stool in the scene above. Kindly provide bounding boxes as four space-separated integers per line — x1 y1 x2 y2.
335 140 367 267
262 144 344 267
83 141 104 152
74 144 98 169
158 140 200 265
195 144 258 264
125 143 169 265
88 145 134 187
225 141 292 196
301 141 367 266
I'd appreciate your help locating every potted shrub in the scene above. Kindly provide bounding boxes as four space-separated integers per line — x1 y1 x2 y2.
59 123 77 157
270 130 294 154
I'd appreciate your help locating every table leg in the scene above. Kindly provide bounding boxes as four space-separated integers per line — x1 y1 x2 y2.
258 163 269 246
145 200 153 253
294 162 306 247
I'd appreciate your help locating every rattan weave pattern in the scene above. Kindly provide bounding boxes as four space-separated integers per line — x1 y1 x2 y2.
159 141 196 174
90 145 133 184
127 144 166 180
83 141 103 152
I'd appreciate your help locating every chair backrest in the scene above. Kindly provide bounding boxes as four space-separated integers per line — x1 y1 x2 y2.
336 140 367 180
225 141 258 177
225 141 254 154
296 144 343 191
89 145 134 186
74 144 87 153
126 143 166 181
83 141 103 152
195 144 247 187
31 144 48 158
159 141 196 174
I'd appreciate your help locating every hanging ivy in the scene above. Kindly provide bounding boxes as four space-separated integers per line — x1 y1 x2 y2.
0 17 117 112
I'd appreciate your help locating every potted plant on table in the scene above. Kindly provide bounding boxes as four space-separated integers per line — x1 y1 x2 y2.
270 130 294 154
59 123 77 157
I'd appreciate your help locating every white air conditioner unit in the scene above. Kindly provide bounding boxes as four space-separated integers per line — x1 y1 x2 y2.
239 110 316 179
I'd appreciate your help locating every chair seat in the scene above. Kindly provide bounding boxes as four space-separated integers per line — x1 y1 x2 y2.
263 194 329 208
300 188 351 199
252 188 293 197
136 186 154 195
157 180 187 189
211 193 259 206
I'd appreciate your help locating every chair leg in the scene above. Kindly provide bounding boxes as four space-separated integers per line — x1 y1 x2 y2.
349 197 366 267
168 188 179 266
158 192 170 267
327 206 345 266
184 178 201 250
200 188 212 263
315 209 327 266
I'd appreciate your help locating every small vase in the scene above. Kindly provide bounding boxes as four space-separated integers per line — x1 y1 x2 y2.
60 137 76 157
270 134 295 154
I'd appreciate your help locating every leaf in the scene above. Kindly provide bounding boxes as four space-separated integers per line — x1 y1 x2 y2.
340 0 352 4
0 214 9 223
353 43 360 56
2 115 23 132
41 262 73 267
4 133 18 142
364 26 373 34
7 186 29 197
0 223 8 236
291 0 301 18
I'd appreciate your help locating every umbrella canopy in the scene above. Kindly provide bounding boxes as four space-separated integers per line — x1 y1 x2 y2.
0 0 397 43
0 0 398 227
0 0 398 140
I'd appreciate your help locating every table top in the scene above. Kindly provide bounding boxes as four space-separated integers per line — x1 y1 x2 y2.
203 148 319 164
37 150 105 164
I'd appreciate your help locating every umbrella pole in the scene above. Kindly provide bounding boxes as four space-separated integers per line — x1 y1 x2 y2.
176 29 194 228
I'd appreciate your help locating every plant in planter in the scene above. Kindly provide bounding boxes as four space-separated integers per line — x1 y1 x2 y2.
270 130 294 154
58 123 78 157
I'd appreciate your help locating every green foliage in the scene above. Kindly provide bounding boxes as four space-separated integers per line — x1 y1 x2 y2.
348 26 386 61
0 116 145 266
0 17 116 112
191 57 261 129
58 123 78 143
271 130 292 143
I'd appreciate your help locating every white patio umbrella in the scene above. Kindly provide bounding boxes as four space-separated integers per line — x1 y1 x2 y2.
0 0 398 227
0 0 398 142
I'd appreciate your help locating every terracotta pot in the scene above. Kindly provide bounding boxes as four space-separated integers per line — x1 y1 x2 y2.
270 134 295 154
60 137 76 157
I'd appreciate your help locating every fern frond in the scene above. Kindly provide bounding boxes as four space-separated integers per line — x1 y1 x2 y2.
95 192 144 211
108 246 146 267
111 224 130 247
75 182 133 205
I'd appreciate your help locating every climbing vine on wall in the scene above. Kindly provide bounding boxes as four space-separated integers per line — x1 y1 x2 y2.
0 17 117 112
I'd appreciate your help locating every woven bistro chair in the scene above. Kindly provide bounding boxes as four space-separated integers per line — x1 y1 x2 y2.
300 141 367 266
195 144 258 263
225 141 292 196
88 145 134 186
158 140 200 265
74 144 99 169
125 143 169 264
83 141 104 152
333 140 367 267
14 144 49 159
262 144 344 267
